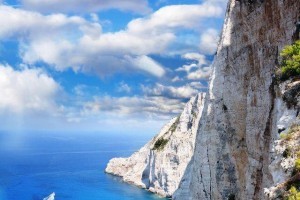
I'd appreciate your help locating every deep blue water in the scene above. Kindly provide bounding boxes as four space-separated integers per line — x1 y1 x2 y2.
0 131 166 200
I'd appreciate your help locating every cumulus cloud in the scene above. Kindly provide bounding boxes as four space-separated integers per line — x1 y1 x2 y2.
0 2 225 78
199 28 220 54
0 64 60 114
82 96 185 119
142 83 200 100
177 53 207 72
126 55 165 77
21 0 151 14
117 82 131 93
189 82 207 89
171 76 183 82
187 66 212 80
176 52 212 80
127 4 223 32
0 6 101 39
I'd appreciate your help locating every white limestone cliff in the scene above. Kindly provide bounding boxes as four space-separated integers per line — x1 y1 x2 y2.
174 0 300 199
106 0 300 199
105 93 206 197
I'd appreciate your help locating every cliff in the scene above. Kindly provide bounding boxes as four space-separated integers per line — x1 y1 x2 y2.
105 93 206 197
174 0 300 199
106 0 300 199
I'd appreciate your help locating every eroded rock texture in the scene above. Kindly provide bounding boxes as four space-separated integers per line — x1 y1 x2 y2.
174 0 300 199
105 93 206 197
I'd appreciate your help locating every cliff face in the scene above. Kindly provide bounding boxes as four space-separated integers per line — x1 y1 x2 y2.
174 0 300 199
105 93 206 197
106 0 300 199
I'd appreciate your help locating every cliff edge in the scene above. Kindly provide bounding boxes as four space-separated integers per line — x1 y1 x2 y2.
105 93 206 197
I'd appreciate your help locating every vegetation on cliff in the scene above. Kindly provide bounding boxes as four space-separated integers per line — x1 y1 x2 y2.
278 124 300 199
152 137 169 151
277 40 300 81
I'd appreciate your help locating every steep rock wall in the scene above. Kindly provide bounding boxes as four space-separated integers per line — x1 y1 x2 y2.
174 0 300 199
105 93 206 197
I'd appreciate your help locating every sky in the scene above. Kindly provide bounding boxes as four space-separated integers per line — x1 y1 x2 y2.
0 0 227 133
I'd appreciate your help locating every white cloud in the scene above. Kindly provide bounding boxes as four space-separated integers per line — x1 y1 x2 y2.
177 53 207 72
176 52 212 80
0 5 169 76
142 83 199 99
204 0 228 7
21 0 151 14
81 95 185 119
199 28 219 54
187 66 212 80
171 76 183 82
183 53 207 65
0 6 102 39
127 4 223 33
117 82 131 93
0 64 60 114
126 55 165 77
0 3 225 78
189 82 207 89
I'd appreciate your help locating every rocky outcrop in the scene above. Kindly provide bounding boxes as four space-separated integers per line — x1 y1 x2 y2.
105 93 206 197
174 0 300 199
265 80 300 199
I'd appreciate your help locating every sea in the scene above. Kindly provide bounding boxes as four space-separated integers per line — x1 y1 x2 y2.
0 131 166 200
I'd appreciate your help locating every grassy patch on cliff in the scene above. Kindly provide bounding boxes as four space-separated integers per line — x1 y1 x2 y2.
152 138 169 151
285 186 300 200
151 116 180 151
169 116 180 133
280 124 300 142
277 124 300 199
276 40 300 82
284 148 300 200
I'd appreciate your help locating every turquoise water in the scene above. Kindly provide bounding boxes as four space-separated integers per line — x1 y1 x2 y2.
0 132 166 200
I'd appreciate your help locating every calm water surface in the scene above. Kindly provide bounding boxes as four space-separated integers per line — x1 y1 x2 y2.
0 131 166 200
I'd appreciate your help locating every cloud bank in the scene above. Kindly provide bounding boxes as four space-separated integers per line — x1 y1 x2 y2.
21 0 151 14
0 64 60 114
0 2 224 78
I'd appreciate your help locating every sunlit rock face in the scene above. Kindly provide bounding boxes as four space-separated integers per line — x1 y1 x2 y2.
105 93 206 197
174 0 300 199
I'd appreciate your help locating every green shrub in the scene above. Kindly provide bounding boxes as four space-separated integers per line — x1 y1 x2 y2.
281 125 300 141
289 124 300 134
280 133 294 141
169 116 180 133
285 186 300 200
295 159 300 173
191 110 197 119
276 40 300 81
152 138 169 151
283 147 292 158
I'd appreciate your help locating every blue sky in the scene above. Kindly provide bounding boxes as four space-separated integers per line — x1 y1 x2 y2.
0 0 227 133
